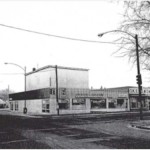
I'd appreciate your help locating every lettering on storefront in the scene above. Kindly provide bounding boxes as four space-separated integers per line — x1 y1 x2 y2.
129 88 150 95
118 93 128 97
75 93 103 98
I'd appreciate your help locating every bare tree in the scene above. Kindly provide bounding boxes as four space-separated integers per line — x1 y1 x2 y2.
0 89 14 101
117 1 150 70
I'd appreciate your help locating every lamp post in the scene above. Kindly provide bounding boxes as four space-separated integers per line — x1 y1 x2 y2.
98 30 143 120
4 62 27 114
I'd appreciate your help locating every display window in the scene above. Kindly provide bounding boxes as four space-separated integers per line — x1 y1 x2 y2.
91 99 106 109
72 98 86 110
109 102 115 108
131 102 137 108
58 99 69 110
117 99 124 106
42 99 50 113
72 98 85 105
108 99 117 108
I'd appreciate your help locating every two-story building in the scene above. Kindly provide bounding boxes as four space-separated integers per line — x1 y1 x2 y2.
9 65 91 115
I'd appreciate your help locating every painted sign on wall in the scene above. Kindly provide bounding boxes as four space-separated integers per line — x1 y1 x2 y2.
129 88 150 95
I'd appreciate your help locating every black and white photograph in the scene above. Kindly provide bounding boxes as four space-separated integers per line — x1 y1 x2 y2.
0 0 150 149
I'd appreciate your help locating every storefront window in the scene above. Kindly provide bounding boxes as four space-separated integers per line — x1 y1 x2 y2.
91 99 106 109
108 99 116 108
15 101 18 111
131 102 136 108
109 102 115 108
72 98 85 105
59 99 69 110
42 99 50 113
130 97 138 109
72 98 86 110
143 99 146 107
117 99 124 106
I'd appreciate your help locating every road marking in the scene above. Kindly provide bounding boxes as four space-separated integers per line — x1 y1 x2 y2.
0 139 28 145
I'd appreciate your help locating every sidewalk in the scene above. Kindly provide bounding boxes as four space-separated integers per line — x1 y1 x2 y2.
0 109 42 118
130 120 150 130
1 109 150 119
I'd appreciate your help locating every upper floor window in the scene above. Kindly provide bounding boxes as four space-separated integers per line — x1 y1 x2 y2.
61 89 66 96
50 89 55 95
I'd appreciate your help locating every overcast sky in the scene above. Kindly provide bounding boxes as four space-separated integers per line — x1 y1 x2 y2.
0 0 149 92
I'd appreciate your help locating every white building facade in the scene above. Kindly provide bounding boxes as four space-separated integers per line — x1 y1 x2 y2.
9 65 91 115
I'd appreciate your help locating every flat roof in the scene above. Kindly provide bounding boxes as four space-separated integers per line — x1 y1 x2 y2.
91 86 136 92
26 65 89 76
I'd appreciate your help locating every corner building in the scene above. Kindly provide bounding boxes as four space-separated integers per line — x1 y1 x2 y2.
9 65 91 115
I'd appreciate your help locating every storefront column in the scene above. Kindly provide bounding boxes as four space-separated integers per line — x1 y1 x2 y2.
127 98 130 111
86 98 91 112
70 98 72 110
106 98 109 110
50 98 57 115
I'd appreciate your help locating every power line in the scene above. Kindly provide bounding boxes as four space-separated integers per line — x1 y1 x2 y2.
0 23 122 44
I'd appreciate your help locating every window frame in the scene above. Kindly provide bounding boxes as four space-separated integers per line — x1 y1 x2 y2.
15 101 19 111
10 102 13 110
42 99 50 113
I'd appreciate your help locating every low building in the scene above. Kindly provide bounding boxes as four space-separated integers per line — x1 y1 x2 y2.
9 65 149 115
129 87 150 111
90 87 130 112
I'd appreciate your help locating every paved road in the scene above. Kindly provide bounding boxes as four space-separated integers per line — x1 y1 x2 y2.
1 111 150 148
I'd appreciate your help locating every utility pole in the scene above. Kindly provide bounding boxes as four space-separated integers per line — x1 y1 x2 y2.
55 65 59 115
135 34 143 120
98 31 143 120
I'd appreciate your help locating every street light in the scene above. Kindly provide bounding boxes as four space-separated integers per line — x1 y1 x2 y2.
4 62 27 114
98 30 143 120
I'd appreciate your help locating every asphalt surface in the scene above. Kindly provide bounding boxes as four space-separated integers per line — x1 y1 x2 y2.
1 110 150 149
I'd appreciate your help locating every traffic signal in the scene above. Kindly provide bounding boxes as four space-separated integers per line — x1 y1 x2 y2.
136 74 142 85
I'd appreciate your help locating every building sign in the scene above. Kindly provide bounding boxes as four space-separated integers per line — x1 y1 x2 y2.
118 93 128 97
75 92 128 98
75 93 103 98
129 88 150 95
